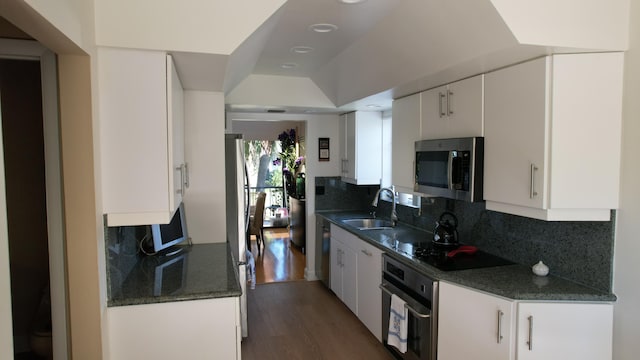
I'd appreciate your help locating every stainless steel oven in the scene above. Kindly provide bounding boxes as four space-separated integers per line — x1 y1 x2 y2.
381 254 438 360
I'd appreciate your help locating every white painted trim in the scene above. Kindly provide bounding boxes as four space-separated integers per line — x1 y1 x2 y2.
0 84 13 360
0 38 69 359
40 49 70 360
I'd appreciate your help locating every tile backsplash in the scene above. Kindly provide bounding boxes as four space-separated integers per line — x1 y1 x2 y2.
315 176 615 293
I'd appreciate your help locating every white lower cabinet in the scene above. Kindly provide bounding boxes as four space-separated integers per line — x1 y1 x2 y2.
438 281 613 360
330 234 358 314
356 239 384 341
107 297 241 360
330 225 384 341
516 302 613 360
438 281 515 360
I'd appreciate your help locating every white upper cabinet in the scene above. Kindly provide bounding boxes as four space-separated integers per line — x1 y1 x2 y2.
340 111 383 185
421 75 484 140
391 93 421 194
484 53 624 221
99 47 186 226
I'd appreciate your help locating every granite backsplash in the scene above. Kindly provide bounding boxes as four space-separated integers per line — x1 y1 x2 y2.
315 176 615 293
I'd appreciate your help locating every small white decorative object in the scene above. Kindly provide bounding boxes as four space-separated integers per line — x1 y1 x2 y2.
532 261 549 276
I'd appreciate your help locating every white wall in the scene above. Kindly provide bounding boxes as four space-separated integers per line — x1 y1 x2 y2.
183 91 227 244
93 0 286 55
227 112 341 279
613 2 640 359
226 75 336 110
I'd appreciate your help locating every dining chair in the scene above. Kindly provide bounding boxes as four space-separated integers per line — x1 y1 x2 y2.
247 192 266 255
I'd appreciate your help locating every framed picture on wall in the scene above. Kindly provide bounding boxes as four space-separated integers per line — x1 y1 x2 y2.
319 137 330 161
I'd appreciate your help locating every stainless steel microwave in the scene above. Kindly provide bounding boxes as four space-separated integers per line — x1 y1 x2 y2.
414 137 484 202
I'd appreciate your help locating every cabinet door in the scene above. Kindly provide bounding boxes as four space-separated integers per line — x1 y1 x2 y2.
438 282 514 360
99 47 175 226
341 244 358 315
420 85 447 140
356 239 383 341
446 75 484 137
108 297 240 360
344 112 357 180
516 302 613 360
167 54 185 212
353 111 382 184
391 94 421 193
484 57 549 210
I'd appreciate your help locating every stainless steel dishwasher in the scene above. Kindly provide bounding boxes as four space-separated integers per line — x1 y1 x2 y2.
315 215 331 288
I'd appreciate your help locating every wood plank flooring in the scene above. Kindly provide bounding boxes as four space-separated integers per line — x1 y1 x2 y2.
241 281 392 360
248 228 306 284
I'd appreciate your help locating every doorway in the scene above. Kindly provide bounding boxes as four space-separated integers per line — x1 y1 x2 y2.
234 120 307 285
0 40 68 359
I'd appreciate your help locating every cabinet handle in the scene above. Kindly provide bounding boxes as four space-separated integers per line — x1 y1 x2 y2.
439 92 447 118
497 310 504 344
176 164 185 195
447 90 454 116
527 315 533 351
361 249 372 257
530 164 538 199
184 162 190 188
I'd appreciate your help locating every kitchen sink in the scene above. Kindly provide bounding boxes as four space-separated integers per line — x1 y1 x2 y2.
341 218 394 230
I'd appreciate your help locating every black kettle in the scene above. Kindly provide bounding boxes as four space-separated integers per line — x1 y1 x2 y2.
433 212 459 247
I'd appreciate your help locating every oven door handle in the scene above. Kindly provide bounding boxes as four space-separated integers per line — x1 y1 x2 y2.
380 284 431 319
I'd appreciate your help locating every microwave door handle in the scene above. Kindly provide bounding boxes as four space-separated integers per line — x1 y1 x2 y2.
447 151 455 190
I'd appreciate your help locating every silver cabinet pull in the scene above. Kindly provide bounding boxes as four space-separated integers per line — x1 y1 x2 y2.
184 162 189 188
530 164 539 198
361 249 372 257
379 284 431 319
447 90 454 116
527 315 534 351
497 310 504 344
175 164 185 195
439 92 447 117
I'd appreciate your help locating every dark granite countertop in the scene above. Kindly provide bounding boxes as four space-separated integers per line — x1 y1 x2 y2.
317 210 616 302
108 243 242 307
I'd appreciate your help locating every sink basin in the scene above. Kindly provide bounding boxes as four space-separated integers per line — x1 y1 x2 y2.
342 218 394 230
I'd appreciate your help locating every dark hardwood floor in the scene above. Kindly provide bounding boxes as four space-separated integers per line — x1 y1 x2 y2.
241 281 392 360
248 227 306 285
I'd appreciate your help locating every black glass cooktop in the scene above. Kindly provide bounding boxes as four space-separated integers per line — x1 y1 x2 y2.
412 242 514 271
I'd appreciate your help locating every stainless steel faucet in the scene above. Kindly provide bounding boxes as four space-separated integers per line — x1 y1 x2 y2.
371 185 398 226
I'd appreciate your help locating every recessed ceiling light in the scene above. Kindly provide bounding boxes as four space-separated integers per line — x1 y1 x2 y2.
338 0 368 4
281 63 298 69
366 104 382 108
291 46 315 54
309 23 338 33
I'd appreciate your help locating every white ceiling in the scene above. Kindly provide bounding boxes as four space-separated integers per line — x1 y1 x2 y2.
253 0 403 78
227 0 404 114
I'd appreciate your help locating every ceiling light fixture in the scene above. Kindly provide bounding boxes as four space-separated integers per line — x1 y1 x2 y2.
366 104 382 109
291 46 315 54
280 63 298 69
338 0 368 4
309 23 338 33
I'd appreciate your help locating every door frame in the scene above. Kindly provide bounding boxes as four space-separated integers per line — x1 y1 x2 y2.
0 38 69 359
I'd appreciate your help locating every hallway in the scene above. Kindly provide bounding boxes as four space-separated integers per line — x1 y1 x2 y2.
248 228 306 285
241 281 391 360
